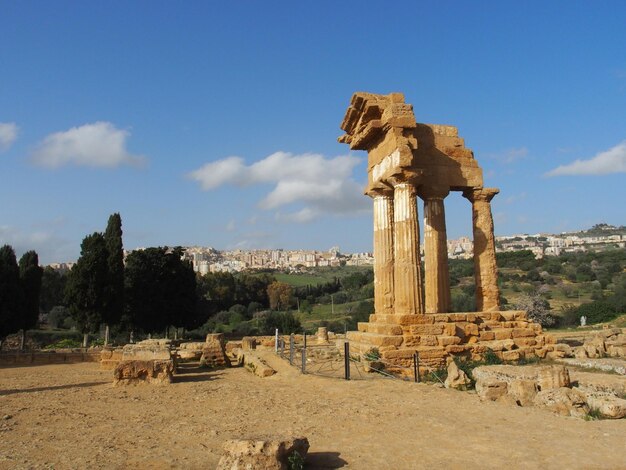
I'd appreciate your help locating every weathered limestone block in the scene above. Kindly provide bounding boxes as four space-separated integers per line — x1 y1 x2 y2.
537 365 571 390
476 377 508 401
438 336 462 347
533 388 589 418
317 327 329 344
546 343 573 360
122 343 172 361
241 337 257 350
444 361 470 390
244 352 276 378
100 348 123 370
113 360 174 385
201 333 230 367
585 393 626 419
177 342 205 361
582 335 607 358
509 379 538 406
217 436 309 470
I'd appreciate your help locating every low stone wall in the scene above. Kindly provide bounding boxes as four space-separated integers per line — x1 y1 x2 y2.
0 350 101 367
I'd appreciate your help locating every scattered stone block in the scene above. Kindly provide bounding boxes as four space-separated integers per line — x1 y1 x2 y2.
113 360 174 385
585 393 626 419
241 337 257 350
533 388 589 418
217 436 309 470
244 352 276 378
444 361 471 390
509 379 538 406
537 365 570 390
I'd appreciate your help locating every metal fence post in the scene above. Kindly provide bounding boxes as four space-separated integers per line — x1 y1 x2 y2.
289 334 294 365
344 341 350 380
303 332 307 349
301 345 306 374
275 328 279 353
413 352 420 383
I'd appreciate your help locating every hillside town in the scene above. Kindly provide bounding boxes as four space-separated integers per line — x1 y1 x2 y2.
45 224 625 274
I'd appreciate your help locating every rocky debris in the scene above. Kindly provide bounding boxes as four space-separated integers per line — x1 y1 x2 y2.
217 436 309 470
243 352 276 378
471 364 626 418
575 328 626 359
533 388 589 418
200 333 230 368
584 392 626 419
113 359 174 385
444 361 471 390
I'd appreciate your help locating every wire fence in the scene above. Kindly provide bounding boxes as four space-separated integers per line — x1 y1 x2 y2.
273 330 439 383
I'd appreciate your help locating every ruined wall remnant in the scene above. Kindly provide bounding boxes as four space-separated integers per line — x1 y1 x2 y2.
339 92 555 371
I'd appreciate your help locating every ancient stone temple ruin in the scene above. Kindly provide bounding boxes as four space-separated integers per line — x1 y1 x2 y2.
339 92 559 374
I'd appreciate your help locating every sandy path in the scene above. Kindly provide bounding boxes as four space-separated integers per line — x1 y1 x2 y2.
0 360 625 469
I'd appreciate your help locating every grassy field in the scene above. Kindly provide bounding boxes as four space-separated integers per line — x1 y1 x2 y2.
272 265 372 287
294 299 368 330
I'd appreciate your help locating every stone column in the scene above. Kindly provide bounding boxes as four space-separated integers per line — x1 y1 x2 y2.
371 191 395 314
392 182 424 314
420 187 451 313
463 188 501 311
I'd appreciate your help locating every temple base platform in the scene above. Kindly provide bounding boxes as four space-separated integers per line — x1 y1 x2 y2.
346 311 559 377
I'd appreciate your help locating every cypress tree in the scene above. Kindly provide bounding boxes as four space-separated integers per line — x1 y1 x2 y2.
104 213 124 344
18 251 43 349
65 233 110 347
0 245 21 348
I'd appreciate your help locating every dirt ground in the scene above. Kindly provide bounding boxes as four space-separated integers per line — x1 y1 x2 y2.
1 353 625 470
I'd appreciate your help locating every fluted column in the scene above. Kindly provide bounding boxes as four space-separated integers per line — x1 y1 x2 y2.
420 187 451 313
393 182 424 314
463 187 501 311
371 191 395 314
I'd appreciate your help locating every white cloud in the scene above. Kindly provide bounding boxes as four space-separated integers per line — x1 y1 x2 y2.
490 147 528 164
545 141 626 176
0 225 74 264
504 192 527 204
31 121 146 168
0 122 19 151
188 151 369 222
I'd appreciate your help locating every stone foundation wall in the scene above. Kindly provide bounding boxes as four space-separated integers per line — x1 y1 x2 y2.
0 350 101 367
347 310 557 375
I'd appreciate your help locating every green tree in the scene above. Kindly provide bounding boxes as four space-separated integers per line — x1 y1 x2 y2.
125 247 197 334
103 213 124 345
40 267 67 313
267 281 293 310
65 233 110 347
17 251 43 349
0 245 21 348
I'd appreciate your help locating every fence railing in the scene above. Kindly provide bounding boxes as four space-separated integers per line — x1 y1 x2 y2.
273 330 425 382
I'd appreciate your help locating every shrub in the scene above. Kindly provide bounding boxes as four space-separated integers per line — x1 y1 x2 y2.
44 338 83 349
577 301 618 324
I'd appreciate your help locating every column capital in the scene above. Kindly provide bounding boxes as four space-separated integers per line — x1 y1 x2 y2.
417 185 450 200
462 187 500 203
366 186 394 199
387 169 423 189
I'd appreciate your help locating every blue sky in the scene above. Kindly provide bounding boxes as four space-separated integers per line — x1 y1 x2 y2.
1 1 625 264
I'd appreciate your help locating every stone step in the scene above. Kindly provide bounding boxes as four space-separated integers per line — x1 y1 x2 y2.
357 322 403 335
346 331 404 348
